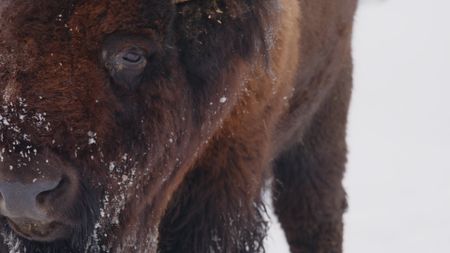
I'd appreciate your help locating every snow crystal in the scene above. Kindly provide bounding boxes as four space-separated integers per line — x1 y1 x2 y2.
88 131 97 145
219 96 227 103
108 162 116 172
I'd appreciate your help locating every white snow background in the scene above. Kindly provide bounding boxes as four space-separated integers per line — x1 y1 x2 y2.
265 0 450 252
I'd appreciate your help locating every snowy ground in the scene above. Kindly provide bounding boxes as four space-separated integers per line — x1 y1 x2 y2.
266 0 450 252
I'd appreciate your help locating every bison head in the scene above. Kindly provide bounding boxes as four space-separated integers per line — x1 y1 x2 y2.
0 0 268 252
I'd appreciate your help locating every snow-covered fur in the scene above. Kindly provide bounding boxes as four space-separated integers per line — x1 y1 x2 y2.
0 0 357 252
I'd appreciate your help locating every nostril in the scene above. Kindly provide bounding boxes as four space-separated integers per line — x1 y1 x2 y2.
36 177 68 205
0 176 67 220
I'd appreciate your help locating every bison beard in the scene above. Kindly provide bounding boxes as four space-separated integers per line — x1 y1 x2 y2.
0 0 357 252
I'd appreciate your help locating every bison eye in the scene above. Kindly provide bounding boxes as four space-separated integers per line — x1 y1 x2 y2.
105 47 148 90
116 48 147 68
122 52 142 64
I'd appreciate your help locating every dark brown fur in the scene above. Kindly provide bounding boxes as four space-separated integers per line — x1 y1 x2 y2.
0 0 357 252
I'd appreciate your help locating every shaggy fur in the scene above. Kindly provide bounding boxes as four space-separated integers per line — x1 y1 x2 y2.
0 0 357 252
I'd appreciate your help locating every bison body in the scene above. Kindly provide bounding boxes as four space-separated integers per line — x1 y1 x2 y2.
0 0 356 252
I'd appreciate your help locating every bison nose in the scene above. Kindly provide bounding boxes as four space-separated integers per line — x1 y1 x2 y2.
0 177 63 221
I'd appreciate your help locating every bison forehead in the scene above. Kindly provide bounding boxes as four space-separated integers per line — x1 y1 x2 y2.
3 0 173 42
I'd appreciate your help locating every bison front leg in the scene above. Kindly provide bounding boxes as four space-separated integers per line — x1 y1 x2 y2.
158 134 269 253
272 65 352 253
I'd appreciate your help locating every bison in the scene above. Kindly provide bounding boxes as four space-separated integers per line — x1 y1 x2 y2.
0 0 357 252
